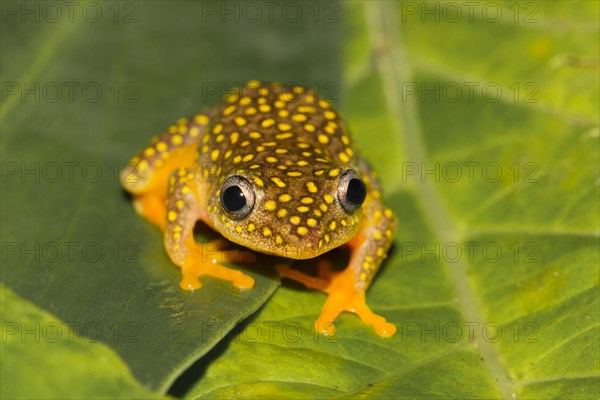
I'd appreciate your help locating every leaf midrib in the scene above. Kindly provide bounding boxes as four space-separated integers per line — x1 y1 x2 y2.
365 2 514 398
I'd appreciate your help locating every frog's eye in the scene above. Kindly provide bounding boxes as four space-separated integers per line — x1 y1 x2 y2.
220 176 255 219
338 170 367 213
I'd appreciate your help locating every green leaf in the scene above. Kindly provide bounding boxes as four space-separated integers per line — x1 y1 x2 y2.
184 1 599 399
0 284 158 398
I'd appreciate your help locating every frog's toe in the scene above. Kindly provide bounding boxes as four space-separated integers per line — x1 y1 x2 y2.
180 273 202 291
232 273 255 289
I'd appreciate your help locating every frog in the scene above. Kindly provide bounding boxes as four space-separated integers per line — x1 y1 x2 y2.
120 81 397 337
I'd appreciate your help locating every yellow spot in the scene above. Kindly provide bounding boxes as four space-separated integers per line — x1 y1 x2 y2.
339 152 350 163
271 177 286 188
266 156 278 163
248 223 255 232
319 203 328 212
138 160 149 170
341 135 350 145
212 123 223 134
323 194 334 204
359 272 367 281
230 132 239 144
373 230 382 239
304 94 315 103
156 141 168 152
235 225 243 233
225 93 239 103
306 182 318 193
279 194 292 202
176 200 184 209
275 234 283 244
297 226 308 236
301 151 312 157
195 114 209 125
324 234 330 243
301 197 314 204
171 135 183 145
223 105 236 116
263 141 277 146
249 131 262 139
144 147 155 157
290 216 301 225
182 186 191 194
239 96 252 106
253 176 264 187
235 117 247 126
297 142 310 149
386 229 392 238
298 106 316 113
297 206 309 213
277 209 288 218
168 211 177 222
278 109 289 118
224 149 232 159
258 104 271 113
265 200 277 211
346 148 354 157
287 171 302 177
384 209 393 218
377 247 384 257
277 165 288 170
303 124 315 132
242 154 254 162
318 99 330 108
314 170 324 176
329 221 337 231
292 114 307 122
245 107 257 115
274 100 285 108
318 134 329 144
278 123 291 131
275 133 293 140
261 118 275 128
210 149 220 161
341 220 347 226
297 160 309 167
328 169 340 177
249 164 260 169
258 97 267 104
263 227 272 237
313 209 322 217
293 86 304 94
256 146 265 152
307 218 317 227
233 155 242 164
240 140 251 147
324 110 336 120
325 125 336 135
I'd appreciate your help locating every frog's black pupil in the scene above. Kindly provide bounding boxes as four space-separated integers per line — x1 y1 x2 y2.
346 178 366 205
222 185 246 212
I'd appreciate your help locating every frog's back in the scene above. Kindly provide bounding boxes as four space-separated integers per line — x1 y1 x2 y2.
200 81 357 179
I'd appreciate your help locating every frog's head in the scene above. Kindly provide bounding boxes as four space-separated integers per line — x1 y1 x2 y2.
208 166 366 259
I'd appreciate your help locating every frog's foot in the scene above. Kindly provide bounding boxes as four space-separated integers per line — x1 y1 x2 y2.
277 263 396 337
180 243 256 291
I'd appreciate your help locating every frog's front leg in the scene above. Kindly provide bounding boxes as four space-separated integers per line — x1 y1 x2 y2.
164 167 255 290
278 194 397 337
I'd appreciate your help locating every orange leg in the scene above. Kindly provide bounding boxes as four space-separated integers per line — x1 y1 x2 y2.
164 168 256 291
278 186 398 337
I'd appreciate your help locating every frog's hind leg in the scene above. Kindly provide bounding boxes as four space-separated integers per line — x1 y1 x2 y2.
120 108 220 228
